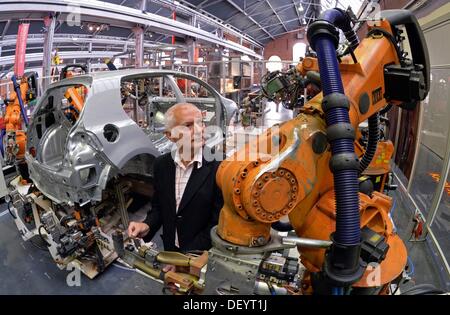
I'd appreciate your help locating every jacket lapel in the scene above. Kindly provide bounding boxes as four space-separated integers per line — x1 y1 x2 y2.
177 158 211 214
164 154 177 216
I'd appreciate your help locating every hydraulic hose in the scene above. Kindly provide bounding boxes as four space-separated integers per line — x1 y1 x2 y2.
359 113 380 174
0 129 5 156
308 8 360 246
11 75 29 127
322 8 360 51
307 8 365 289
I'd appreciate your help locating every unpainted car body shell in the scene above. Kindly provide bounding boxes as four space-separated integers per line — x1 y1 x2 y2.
26 69 237 205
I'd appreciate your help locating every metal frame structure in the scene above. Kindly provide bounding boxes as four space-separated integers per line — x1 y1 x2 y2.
178 0 366 42
0 0 263 58
389 2 450 285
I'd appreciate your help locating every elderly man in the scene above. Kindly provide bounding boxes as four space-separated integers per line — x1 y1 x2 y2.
127 103 223 252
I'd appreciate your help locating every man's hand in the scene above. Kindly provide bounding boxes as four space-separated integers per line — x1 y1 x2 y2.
127 221 150 238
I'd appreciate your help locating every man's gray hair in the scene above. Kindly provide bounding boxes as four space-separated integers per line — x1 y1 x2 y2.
164 103 200 131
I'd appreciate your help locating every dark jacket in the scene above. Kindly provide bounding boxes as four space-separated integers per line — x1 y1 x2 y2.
143 152 223 251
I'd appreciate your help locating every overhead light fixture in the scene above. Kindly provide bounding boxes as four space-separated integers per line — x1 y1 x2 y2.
299 6 304 12
83 22 110 33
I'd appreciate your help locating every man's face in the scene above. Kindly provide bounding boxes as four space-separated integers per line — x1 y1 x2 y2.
166 106 204 155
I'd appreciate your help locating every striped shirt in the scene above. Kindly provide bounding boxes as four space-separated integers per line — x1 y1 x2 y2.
173 147 203 248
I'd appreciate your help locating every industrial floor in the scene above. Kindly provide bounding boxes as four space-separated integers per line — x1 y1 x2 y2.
0 102 448 294
0 202 165 295
0 177 446 294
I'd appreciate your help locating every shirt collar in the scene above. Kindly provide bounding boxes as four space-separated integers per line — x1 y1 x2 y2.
174 147 203 170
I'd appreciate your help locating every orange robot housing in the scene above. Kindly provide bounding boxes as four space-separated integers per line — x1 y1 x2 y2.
4 76 30 161
215 15 427 292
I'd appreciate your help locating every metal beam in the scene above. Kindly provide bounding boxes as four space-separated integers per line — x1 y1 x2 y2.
226 0 275 40
0 51 120 67
246 3 300 18
162 0 264 48
133 26 144 68
196 0 209 8
0 0 263 58
256 26 305 41
255 17 309 40
0 34 180 49
1 19 11 40
140 0 147 11
266 0 288 32
292 0 303 26
199 0 223 9
42 15 55 90
252 16 302 33
223 0 268 23
304 0 315 27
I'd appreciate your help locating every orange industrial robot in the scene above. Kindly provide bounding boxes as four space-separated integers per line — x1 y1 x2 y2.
114 9 429 295
3 73 37 178
60 64 88 123
214 9 429 295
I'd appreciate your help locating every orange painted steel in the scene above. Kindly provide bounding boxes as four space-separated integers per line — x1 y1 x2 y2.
64 86 86 120
216 20 407 289
4 76 29 160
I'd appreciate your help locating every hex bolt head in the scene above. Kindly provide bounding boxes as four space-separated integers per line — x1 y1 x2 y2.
257 236 266 245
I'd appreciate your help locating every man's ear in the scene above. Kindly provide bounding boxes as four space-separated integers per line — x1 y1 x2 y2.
164 131 175 143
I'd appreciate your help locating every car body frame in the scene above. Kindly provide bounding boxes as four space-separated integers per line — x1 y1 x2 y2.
25 69 237 206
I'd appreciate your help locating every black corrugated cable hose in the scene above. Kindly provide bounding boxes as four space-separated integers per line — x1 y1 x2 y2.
359 113 380 174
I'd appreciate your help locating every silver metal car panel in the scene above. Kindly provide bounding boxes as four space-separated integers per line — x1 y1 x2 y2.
26 69 237 205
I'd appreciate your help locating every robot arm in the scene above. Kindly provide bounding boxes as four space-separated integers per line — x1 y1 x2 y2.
215 9 429 293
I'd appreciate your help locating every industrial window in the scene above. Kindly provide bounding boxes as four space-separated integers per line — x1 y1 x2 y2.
293 43 307 63
266 55 283 72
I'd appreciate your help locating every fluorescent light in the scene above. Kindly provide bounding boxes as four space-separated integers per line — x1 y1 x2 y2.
298 6 304 12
